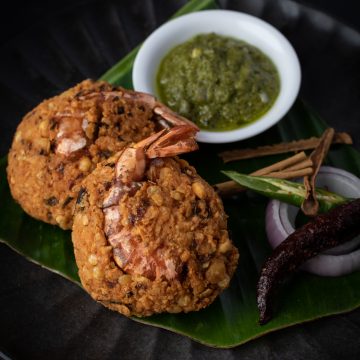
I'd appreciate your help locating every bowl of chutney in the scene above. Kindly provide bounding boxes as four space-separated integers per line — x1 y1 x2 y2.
133 10 301 143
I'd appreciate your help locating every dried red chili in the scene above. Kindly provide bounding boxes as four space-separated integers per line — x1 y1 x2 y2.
257 198 360 325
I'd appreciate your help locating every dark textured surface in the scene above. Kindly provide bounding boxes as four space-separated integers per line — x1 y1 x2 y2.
1 0 360 358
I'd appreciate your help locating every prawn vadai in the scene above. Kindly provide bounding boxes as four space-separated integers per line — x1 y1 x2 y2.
72 127 239 316
7 79 192 229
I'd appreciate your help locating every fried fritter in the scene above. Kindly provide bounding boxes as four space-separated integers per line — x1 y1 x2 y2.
7 80 159 229
72 153 239 317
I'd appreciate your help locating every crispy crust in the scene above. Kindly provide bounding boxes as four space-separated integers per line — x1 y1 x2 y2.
7 80 156 229
72 156 239 316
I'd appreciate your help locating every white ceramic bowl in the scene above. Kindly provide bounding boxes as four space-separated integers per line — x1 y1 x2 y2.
133 10 301 143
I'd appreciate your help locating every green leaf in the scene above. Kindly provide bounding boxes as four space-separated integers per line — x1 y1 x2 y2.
222 171 348 213
2 0 360 349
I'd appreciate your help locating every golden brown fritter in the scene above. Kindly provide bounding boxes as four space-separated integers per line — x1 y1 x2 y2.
72 155 239 317
7 80 157 229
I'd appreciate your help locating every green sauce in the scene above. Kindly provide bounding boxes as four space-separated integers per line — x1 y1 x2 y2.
156 33 280 131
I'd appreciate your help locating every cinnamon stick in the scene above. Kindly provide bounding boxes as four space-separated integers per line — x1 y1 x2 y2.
219 132 352 163
214 180 244 196
301 128 335 216
266 167 313 179
285 159 313 171
252 152 307 176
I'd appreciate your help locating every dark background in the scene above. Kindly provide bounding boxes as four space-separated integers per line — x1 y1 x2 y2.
1 0 360 359
1 0 360 157
0 0 359 44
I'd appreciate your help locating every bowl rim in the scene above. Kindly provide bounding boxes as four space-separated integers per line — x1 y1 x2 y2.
133 9 301 143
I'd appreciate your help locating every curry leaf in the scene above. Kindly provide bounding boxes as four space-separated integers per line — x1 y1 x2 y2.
222 171 348 213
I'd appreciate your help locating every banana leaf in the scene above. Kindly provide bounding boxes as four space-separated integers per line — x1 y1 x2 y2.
1 0 360 348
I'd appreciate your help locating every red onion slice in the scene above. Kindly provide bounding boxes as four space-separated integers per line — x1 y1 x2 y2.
265 166 360 276
302 249 360 276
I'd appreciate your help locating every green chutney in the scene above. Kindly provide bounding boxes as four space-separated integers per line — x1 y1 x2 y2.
156 33 280 131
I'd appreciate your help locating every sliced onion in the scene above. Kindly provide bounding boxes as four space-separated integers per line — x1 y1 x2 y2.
265 166 360 277
301 249 360 276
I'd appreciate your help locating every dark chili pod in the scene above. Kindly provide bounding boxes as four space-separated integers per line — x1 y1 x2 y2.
257 198 360 325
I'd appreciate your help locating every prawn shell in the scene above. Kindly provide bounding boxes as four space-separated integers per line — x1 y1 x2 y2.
72 155 238 317
7 79 157 229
